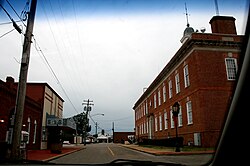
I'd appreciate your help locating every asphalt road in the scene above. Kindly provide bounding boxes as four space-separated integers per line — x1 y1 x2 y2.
49 143 213 165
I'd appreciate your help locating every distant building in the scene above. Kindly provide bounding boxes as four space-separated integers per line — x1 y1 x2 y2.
113 132 135 144
133 15 243 148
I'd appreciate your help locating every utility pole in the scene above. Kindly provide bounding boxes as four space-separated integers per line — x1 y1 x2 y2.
95 122 97 142
112 122 114 143
11 0 37 160
82 99 94 146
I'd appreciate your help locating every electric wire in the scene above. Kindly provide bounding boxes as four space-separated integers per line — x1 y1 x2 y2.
47 0 83 104
40 0 80 113
89 115 103 130
0 20 21 25
5 0 27 27
32 36 79 114
0 28 15 38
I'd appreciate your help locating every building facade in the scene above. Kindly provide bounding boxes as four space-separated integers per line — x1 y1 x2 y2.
25 82 64 149
0 76 65 151
0 77 42 150
133 16 243 148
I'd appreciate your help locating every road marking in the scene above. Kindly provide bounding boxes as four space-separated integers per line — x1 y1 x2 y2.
108 146 115 156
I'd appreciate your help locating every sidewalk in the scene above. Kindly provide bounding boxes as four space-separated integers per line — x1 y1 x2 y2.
120 144 215 156
27 144 85 162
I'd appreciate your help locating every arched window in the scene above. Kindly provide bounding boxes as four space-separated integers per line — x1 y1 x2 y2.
33 120 37 144
27 117 31 144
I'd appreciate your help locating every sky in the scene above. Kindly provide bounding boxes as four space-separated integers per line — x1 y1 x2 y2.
0 0 248 134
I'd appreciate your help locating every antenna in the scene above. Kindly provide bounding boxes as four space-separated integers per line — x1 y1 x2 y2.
185 2 190 27
214 0 220 16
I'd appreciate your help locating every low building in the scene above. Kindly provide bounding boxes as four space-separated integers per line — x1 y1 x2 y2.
133 15 243 148
113 132 135 144
0 76 75 152
0 77 42 150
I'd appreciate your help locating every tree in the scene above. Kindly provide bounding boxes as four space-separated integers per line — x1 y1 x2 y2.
72 112 90 135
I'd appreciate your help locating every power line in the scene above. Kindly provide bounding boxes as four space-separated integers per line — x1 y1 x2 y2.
101 115 133 122
32 37 79 114
0 1 80 114
0 20 21 25
0 3 22 34
0 28 15 38
5 0 27 27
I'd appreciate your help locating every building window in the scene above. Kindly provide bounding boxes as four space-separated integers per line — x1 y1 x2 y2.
139 124 141 135
164 110 168 129
155 116 158 132
168 80 173 98
163 84 166 102
184 65 190 88
158 90 161 106
178 106 183 127
159 113 162 131
175 73 180 94
27 117 31 144
186 101 193 124
143 104 145 116
225 58 237 80
144 122 146 134
154 93 157 109
170 107 174 128
33 120 37 144
145 101 148 115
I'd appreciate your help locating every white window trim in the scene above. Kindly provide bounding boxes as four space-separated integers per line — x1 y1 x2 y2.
184 65 190 88
163 85 166 102
155 116 158 132
158 90 161 106
186 101 193 125
33 120 37 144
170 107 174 128
225 58 237 80
159 113 162 131
154 93 157 109
178 106 183 127
164 110 168 129
168 80 172 99
175 73 180 94
27 117 31 144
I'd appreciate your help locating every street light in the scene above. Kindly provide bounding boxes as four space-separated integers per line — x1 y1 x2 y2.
172 102 180 152
89 113 104 142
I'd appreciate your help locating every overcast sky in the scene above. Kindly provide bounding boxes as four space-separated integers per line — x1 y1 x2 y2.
0 0 248 134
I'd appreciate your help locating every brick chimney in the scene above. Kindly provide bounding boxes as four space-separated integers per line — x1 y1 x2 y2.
209 16 237 34
6 76 15 89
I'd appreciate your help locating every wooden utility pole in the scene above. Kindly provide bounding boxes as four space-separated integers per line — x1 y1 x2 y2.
82 99 94 145
11 0 37 160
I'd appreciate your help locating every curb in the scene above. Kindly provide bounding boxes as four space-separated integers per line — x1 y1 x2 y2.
42 147 85 162
120 144 215 156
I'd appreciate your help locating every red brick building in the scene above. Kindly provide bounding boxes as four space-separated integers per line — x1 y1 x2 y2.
0 77 42 150
133 15 243 148
113 132 135 143
0 76 70 153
